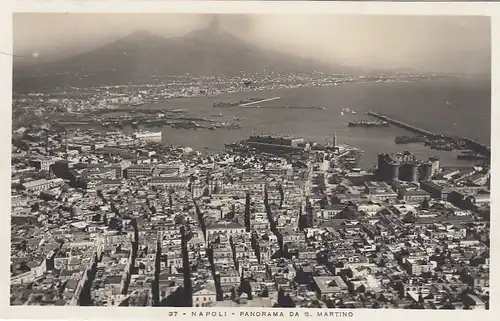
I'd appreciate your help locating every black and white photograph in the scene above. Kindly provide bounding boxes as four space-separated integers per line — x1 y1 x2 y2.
8 12 491 311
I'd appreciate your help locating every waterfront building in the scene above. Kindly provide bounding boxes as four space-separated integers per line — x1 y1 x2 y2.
22 178 64 192
124 164 154 179
132 131 162 142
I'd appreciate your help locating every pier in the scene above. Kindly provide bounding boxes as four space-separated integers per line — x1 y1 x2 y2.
366 111 436 137
367 111 490 158
239 96 281 107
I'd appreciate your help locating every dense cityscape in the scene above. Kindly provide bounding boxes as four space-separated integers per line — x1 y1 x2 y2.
9 14 491 311
11 92 490 308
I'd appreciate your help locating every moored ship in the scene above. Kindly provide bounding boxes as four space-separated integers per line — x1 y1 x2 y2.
456 151 487 160
348 120 390 127
395 136 426 144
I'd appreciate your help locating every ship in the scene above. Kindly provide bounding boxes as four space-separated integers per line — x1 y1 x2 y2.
395 136 426 144
130 102 145 106
456 151 487 161
213 101 238 108
430 144 454 151
348 120 390 127
132 131 162 141
170 109 188 113
457 154 487 161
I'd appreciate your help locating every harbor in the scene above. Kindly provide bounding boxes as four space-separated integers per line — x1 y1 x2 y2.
366 111 436 136
366 111 490 159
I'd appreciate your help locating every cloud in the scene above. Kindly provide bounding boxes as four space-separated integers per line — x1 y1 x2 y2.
13 13 490 74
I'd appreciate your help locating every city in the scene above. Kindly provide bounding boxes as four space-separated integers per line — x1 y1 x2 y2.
11 122 490 308
9 13 490 311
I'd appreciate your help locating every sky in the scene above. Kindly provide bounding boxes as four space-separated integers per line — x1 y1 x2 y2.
13 13 491 74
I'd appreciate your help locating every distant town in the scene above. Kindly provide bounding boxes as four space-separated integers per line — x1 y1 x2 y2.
12 71 465 132
11 96 490 309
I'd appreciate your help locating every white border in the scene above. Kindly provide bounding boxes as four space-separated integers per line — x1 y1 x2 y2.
0 1 497 320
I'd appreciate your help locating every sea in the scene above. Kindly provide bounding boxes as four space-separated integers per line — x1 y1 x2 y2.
118 77 490 170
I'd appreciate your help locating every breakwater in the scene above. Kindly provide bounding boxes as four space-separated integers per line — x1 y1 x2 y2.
239 96 281 107
367 111 436 137
367 111 490 158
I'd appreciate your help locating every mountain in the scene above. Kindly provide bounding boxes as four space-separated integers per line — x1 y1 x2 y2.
13 20 349 91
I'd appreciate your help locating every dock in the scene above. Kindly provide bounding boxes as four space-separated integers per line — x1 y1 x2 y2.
366 111 436 137
239 96 281 107
367 111 490 158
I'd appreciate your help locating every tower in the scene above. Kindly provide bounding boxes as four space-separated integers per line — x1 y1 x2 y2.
388 162 400 181
44 129 49 154
65 130 68 153
333 132 337 148
419 162 433 181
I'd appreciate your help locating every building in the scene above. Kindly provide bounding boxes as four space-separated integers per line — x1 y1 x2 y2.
124 165 154 179
419 162 433 181
30 157 54 172
148 177 189 189
207 222 246 237
132 131 162 142
364 181 398 201
312 276 349 300
248 135 304 147
403 257 435 276
377 152 437 183
219 270 240 287
317 205 344 220
399 162 419 182
114 160 132 179
420 181 455 200
392 182 430 204
22 178 64 192
192 284 217 307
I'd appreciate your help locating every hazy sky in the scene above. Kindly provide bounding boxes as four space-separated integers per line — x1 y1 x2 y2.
13 13 491 74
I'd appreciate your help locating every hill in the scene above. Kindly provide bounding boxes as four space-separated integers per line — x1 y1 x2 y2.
13 20 350 91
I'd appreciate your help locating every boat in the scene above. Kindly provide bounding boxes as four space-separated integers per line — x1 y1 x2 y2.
457 153 486 160
213 101 237 108
431 144 454 151
170 109 188 113
348 121 390 127
395 136 426 144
